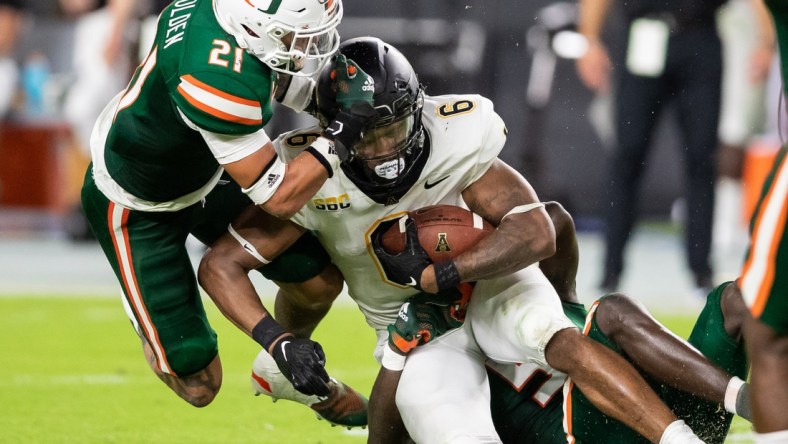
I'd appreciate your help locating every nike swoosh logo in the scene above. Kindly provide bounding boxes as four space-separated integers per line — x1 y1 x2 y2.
280 341 290 362
406 277 418 287
424 175 450 189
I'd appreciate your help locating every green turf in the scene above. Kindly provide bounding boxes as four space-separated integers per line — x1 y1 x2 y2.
1 296 753 443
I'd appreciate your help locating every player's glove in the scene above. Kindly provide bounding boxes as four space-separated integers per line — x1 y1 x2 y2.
409 282 475 325
322 54 378 162
269 337 331 397
371 217 432 291
372 217 462 293
252 316 330 397
387 300 452 355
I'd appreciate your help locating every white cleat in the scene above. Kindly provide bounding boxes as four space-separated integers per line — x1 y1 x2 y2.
251 349 369 429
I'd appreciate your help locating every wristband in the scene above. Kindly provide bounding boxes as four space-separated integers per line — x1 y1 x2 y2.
434 261 461 292
251 315 288 352
305 137 337 177
381 344 407 371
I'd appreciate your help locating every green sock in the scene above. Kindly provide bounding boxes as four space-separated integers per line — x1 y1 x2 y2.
661 283 748 444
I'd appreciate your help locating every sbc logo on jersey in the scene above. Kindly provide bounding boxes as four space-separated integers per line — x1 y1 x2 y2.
312 194 350 211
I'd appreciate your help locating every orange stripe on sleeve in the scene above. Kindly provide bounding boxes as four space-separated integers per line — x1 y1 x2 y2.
177 84 263 126
181 74 260 107
743 156 788 317
751 194 788 317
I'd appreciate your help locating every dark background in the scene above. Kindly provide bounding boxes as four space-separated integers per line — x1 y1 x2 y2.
11 0 687 227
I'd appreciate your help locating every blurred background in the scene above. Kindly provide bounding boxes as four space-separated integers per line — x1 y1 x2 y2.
0 0 784 309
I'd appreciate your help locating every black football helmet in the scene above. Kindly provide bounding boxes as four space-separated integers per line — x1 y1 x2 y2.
317 37 427 200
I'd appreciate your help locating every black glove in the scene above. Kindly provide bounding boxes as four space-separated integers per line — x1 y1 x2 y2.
270 336 331 397
252 316 331 397
324 103 378 162
372 217 432 291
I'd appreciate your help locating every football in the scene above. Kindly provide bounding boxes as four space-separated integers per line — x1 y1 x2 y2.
379 205 494 262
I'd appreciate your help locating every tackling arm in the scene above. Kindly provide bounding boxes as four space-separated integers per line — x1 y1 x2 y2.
223 142 331 220
198 206 334 396
198 205 307 335
539 201 580 304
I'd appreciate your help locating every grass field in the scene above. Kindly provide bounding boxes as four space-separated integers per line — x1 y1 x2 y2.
1 295 753 443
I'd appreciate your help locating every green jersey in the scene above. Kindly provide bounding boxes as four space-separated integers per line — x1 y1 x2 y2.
93 0 277 208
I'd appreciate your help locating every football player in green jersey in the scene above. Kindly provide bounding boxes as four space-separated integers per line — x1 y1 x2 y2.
735 4 788 439
80 0 378 412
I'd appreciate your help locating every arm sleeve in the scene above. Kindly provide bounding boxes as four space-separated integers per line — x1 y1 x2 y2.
178 108 269 164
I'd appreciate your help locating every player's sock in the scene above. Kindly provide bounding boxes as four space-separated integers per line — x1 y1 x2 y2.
659 420 704 444
753 430 788 443
662 283 748 444
723 376 751 421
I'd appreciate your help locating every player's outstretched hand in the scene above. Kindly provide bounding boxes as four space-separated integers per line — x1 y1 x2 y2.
270 336 331 397
372 218 432 291
331 54 374 110
323 54 378 163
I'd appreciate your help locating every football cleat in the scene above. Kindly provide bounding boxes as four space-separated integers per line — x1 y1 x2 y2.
251 349 369 429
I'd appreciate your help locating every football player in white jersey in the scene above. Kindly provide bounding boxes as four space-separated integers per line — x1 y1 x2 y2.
199 37 704 443
384 202 752 444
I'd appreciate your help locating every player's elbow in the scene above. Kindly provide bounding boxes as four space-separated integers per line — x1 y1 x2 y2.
197 247 239 289
544 201 575 236
531 222 557 261
260 199 300 220
197 250 222 289
259 197 299 220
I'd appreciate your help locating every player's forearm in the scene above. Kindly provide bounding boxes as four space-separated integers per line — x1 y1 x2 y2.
451 209 556 283
538 202 580 303
260 153 329 219
198 248 269 336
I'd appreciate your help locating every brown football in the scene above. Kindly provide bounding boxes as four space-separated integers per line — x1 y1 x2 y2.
380 205 494 262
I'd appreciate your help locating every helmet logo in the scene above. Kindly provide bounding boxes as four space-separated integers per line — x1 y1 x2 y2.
256 0 282 14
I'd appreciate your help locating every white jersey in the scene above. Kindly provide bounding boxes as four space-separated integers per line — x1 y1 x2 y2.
275 93 506 330
275 93 578 442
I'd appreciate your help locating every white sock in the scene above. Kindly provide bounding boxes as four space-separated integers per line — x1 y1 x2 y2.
723 376 746 415
753 429 788 443
659 419 704 444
